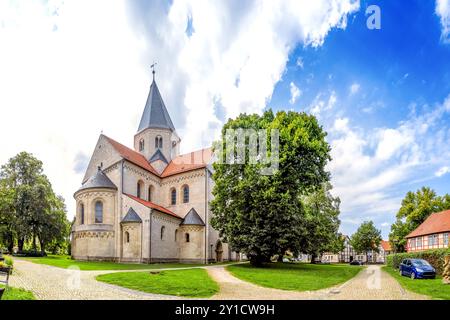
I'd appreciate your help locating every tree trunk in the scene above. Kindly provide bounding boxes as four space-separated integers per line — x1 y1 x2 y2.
32 234 37 252
310 253 317 264
7 232 14 253
18 237 24 252
39 239 46 256
277 254 283 262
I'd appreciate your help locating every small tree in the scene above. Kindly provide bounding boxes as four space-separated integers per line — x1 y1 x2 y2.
351 221 381 263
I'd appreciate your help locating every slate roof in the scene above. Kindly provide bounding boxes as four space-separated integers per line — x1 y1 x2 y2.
181 208 205 226
137 80 175 132
149 149 169 164
121 207 142 223
124 193 181 219
406 210 450 238
77 167 117 192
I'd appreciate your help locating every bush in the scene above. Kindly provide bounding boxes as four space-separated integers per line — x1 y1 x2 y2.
4 256 13 267
386 248 450 275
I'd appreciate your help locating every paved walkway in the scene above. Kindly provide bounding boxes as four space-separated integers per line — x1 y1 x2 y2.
9 259 429 300
207 265 429 300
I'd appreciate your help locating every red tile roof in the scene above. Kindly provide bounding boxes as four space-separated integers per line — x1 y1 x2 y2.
124 193 181 219
103 135 160 176
380 240 391 251
102 135 212 178
406 210 450 238
161 148 212 177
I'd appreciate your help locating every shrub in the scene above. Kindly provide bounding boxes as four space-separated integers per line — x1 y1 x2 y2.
386 248 450 275
4 256 13 267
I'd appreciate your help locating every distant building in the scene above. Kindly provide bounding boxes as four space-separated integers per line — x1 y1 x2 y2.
405 209 450 252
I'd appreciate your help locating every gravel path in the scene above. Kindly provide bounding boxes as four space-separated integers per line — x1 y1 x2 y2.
9 259 182 300
207 265 430 300
9 259 429 300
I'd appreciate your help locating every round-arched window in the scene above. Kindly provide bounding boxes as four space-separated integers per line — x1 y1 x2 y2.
185 233 190 243
182 185 189 203
161 226 165 240
95 201 103 223
125 231 130 243
170 188 177 205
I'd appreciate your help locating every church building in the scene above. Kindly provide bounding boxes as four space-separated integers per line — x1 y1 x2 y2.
71 72 237 263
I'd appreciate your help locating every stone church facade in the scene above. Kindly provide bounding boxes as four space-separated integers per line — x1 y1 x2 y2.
71 75 238 263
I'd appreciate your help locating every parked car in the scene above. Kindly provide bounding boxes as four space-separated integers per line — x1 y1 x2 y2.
350 260 364 265
399 259 436 279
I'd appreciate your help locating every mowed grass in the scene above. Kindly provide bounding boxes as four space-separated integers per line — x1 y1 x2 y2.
20 255 205 271
1 285 35 300
382 266 450 300
96 269 219 298
227 262 363 291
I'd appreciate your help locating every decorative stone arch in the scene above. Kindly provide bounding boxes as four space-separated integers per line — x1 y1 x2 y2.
148 185 154 202
215 239 223 262
137 180 145 199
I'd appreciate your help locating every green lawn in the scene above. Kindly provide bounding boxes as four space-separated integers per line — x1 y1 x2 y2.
1 285 35 300
20 255 208 271
382 266 450 300
227 262 363 291
96 269 219 298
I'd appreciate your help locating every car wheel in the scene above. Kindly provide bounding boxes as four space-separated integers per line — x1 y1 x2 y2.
410 272 416 280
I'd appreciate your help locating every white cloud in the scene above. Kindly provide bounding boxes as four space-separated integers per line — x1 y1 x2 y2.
436 166 450 177
289 82 302 104
296 56 304 69
310 91 337 117
349 83 360 95
327 94 450 221
436 0 450 43
0 0 360 218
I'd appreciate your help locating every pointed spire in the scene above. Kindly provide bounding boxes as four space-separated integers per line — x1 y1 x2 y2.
137 67 176 133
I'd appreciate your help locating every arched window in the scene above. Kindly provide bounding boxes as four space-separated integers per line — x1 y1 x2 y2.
95 201 103 223
139 139 144 151
125 231 130 243
175 229 178 241
137 180 144 199
182 185 189 203
170 188 177 205
80 203 85 225
161 226 165 240
155 135 162 149
148 185 153 202
185 233 190 243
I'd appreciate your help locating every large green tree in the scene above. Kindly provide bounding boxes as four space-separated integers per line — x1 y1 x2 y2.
301 182 343 263
210 110 332 266
389 187 450 252
350 221 382 262
0 152 70 254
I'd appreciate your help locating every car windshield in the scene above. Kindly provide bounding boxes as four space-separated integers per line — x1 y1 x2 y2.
412 260 431 267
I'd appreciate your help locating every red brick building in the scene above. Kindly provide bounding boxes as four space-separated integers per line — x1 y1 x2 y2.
405 209 450 252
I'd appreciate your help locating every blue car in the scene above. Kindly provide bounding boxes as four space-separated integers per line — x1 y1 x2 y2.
399 258 436 279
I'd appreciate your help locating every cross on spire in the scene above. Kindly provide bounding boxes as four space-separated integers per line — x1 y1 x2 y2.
150 62 157 81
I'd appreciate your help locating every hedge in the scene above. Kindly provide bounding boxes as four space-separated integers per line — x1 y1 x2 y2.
386 248 450 275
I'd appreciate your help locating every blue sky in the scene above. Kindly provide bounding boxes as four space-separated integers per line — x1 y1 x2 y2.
269 0 450 237
0 0 449 239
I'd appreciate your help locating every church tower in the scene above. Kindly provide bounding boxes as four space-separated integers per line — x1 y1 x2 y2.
134 69 180 174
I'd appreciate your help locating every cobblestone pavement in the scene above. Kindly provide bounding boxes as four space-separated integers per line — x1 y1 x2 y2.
10 259 430 300
9 259 183 300
208 265 430 300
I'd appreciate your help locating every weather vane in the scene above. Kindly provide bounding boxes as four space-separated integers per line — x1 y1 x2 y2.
151 62 157 80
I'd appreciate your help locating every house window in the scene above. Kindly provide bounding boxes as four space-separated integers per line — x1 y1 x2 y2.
161 226 165 240
80 203 85 225
155 136 163 149
182 185 189 203
95 201 103 223
444 233 449 247
433 234 439 246
175 229 178 241
171 188 176 205
139 139 145 151
416 237 422 248
185 233 190 242
125 231 130 243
